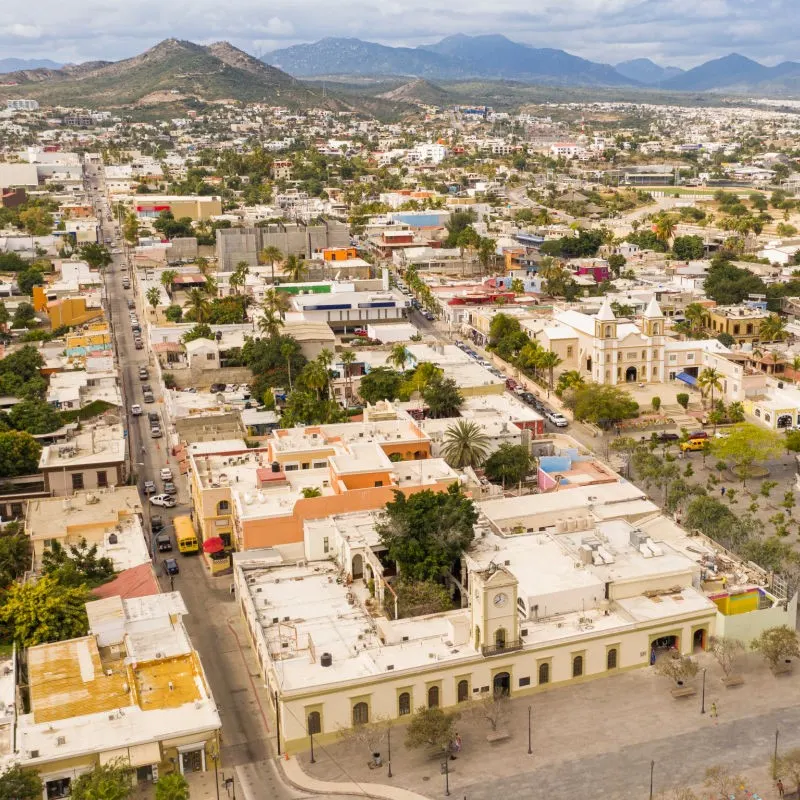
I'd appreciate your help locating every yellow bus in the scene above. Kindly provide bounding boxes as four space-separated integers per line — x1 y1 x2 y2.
174 515 199 555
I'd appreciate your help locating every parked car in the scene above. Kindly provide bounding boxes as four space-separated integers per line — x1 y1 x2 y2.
139 367 149 380
151 515 164 533
148 412 160 424
546 411 569 428
657 432 680 443
163 482 177 495
521 392 536 404
505 378 519 391
353 328 368 337
127 300 135 310
155 532 172 552
163 558 179 576
134 339 144 350
143 391 155 404
150 494 176 508
423 312 435 321
160 467 172 481
680 438 707 453
210 383 226 393
150 425 162 438
143 480 156 495
130 404 142 416
688 431 709 440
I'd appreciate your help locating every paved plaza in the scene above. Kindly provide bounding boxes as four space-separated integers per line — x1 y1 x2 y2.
299 649 800 799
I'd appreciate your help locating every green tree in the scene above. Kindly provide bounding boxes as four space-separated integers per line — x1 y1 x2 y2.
17 266 46 296
698 367 722 408
122 213 139 245
537 350 562 391
676 393 690 409
776 749 800 799
395 579 453 618
146 286 161 312
282 254 308 283
262 288 291 320
751 625 800 670
258 309 283 338
165 305 183 323
70 761 132 800
713 423 783 485
155 773 189 800
182 323 214 343
229 261 250 295
377 485 477 582
484 443 532 487
760 313 788 342
160 269 178 295
444 209 478 247
0 529 30 587
0 572 90 646
11 302 37 329
405 706 459 753
568 384 639 429
388 344 411 371
19 206 53 235
260 245 283 286
423 376 463 418
184 288 212 322
442 420 490 468
704 259 766 305
607 253 626 277
555 370 585 397
477 237 496 274
42 538 115 587
9 398 61 434
0 765 42 800
654 215 677 244
241 335 306 400
298 359 329 400
0 431 41 477
78 243 112 271
672 235 705 261
358 367 403 405
279 390 346 427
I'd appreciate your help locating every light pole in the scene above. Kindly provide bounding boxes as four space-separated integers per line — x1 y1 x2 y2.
649 759 654 800
774 728 780 779
210 752 220 800
308 717 316 764
443 753 450 797
700 668 706 714
387 725 392 778
527 705 532 755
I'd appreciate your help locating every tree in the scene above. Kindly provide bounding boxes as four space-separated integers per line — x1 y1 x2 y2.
8 399 61 434
484 443 532 487
703 766 744 800
388 344 411 371
340 350 357 404
155 773 189 800
751 625 800 670
258 309 283 339
405 706 459 753
182 323 214 343
442 420 490 468
0 529 30 587
654 215 677 244
122 213 139 245
377 485 477 582
672 235 704 261
283 254 308 283
569 384 639 429
19 206 53 235
0 765 42 800
476 692 509 732
697 367 722 408
78 243 112 271
160 269 178 295
423 376 463 418
395 579 452 618
651 396 661 412
17 266 45 296
444 209 478 247
241 334 306 400
537 350 562 391
260 245 283 285
0 431 41 477
676 393 689 410
713 423 783 485
165 304 183 323
42 538 115 587
12 302 37 329
704 259 766 305
184 288 212 322
70 761 133 800
146 286 161 312
359 367 402 405
0 572 90 646
760 313 788 342
262 288 291 320
654 654 698 684
229 261 250 295
279 390 346 427
607 253 626 277
298 359 329 400
709 636 744 679
776 749 800 799
477 237 496 274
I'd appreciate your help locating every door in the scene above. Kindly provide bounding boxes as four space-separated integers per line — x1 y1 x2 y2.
493 671 511 696
351 553 363 579
625 366 637 382
181 750 202 773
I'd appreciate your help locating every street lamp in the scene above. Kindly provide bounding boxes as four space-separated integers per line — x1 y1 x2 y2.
209 752 220 800
649 760 654 800
308 716 316 764
387 725 392 778
774 728 780 779
700 668 706 714
443 754 450 797
527 705 532 755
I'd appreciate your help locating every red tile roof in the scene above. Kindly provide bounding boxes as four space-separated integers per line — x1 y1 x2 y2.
92 563 159 600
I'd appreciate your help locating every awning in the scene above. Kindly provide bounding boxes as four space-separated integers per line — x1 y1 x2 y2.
203 537 225 554
128 742 162 767
676 371 697 386
99 748 129 766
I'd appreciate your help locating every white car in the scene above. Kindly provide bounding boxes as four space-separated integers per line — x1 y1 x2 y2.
150 494 176 508
131 404 142 416
160 467 172 481
546 411 569 428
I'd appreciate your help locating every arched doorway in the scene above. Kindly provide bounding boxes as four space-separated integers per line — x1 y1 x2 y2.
625 366 637 382
493 672 511 696
351 554 363 579
778 414 793 429
457 680 469 702
693 629 706 652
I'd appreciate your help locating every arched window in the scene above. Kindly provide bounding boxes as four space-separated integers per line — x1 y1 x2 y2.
352 702 369 726
572 655 583 678
538 662 549 685
457 680 469 702
398 692 411 716
607 648 618 670
427 685 439 708
217 500 230 514
605 325 612 338
494 628 506 649
307 711 321 735
653 324 659 335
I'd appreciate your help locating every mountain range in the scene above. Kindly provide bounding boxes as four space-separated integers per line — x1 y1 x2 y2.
266 35 800 96
0 58 61 74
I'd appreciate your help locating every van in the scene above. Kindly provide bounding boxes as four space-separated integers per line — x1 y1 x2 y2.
680 438 707 452
155 532 172 552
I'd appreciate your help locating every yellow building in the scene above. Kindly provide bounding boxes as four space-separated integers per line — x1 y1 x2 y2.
702 305 769 345
131 195 222 222
47 297 105 328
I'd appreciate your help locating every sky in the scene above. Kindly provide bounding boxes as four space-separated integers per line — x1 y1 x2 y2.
0 0 796 68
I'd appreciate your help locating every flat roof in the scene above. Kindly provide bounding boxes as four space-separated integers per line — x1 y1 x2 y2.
39 423 125 469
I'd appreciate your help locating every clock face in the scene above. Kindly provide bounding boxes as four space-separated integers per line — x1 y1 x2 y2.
493 592 508 608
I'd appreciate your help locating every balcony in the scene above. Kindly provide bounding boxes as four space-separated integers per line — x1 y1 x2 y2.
481 639 523 657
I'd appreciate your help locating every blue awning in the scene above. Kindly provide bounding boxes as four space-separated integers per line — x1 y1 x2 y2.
676 371 697 386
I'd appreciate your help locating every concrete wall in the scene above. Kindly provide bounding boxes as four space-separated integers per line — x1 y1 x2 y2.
716 592 798 641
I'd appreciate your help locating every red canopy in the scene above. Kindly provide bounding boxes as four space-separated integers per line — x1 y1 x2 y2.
202 537 225 554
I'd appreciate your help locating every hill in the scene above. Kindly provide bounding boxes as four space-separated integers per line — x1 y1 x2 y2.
266 34 638 87
377 78 454 106
615 58 683 85
662 53 772 91
0 58 61 74
0 39 331 109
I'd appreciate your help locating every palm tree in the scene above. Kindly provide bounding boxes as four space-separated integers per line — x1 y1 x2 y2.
442 420 491 468
229 261 250 296
683 303 706 335
263 287 291 319
698 367 722 409
160 269 178 296
655 215 677 244
184 288 211 323
537 350 563 391
146 286 160 313
281 340 297 390
260 245 283 286
791 355 800 383
340 350 357 404
760 313 788 343
301 359 329 399
318 348 335 399
194 256 210 277
283 254 308 283
258 309 282 339
388 344 410 371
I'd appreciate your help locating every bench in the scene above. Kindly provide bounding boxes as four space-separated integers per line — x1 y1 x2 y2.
722 674 744 688
670 685 697 698
486 730 511 743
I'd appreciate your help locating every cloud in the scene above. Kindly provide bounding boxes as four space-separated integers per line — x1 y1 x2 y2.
3 0 800 68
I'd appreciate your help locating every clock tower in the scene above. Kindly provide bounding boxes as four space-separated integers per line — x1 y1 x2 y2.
470 564 519 653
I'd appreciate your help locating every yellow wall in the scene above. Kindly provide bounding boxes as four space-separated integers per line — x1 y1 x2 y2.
712 589 760 616
48 297 105 328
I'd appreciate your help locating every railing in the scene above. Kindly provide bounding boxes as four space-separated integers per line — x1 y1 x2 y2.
481 639 523 657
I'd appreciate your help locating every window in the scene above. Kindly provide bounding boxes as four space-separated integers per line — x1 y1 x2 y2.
323 537 329 554
457 680 469 702
572 655 584 677
687 353 694 361
46 778 71 800
206 352 215 360
427 685 439 708
605 325 612 338
652 324 659 335
747 324 753 334
733 325 740 334
398 692 411 716
217 500 230 514
566 346 573 358
641 351 646 359
307 711 321 734
374 480 383 487
352 702 369 726
607 648 618 670
669 354 677 363
71 473 84 491
519 676 531 687
10 503 22 518
494 628 506 649
538 662 550 685
284 464 299 471
96 471 108 488
301 462 310 470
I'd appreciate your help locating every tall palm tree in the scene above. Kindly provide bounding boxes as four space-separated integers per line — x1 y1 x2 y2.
160 269 178 296
263 287 291 320
318 348 335 399
258 309 282 339
340 350 357 404
146 286 161 313
194 256 210 277
791 355 800 383
683 303 706 335
184 288 211 323
301 359 329 399
760 313 788 343
698 367 722 409
260 245 283 286
281 340 297 390
654 215 677 244
388 344 410 371
442 420 490 468
537 350 563 391
283 254 308 283
229 261 250 296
